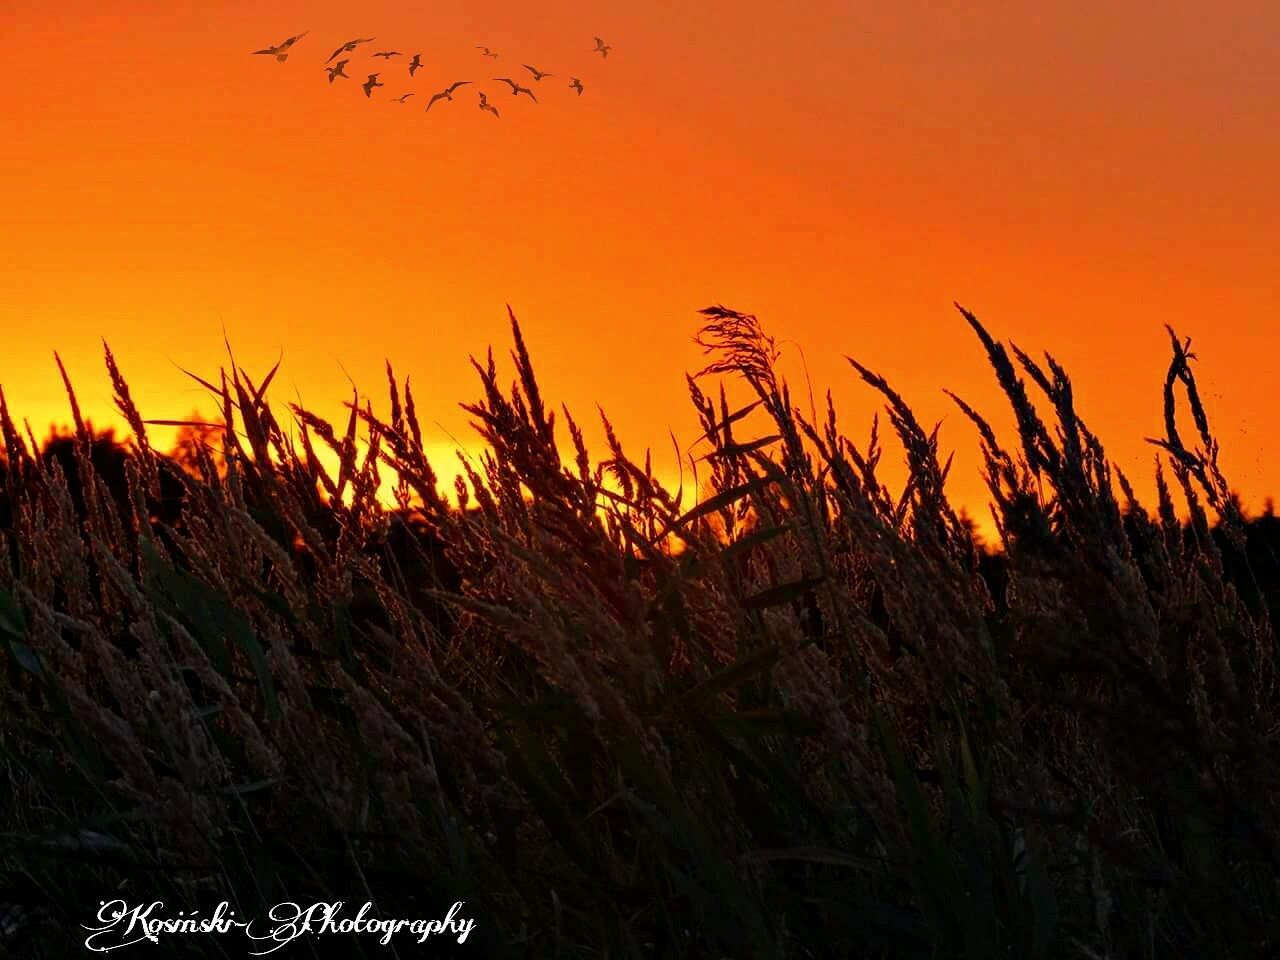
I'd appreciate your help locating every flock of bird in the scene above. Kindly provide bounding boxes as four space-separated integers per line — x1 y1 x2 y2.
252 31 611 118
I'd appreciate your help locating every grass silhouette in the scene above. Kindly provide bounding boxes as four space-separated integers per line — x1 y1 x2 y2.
0 304 1276 957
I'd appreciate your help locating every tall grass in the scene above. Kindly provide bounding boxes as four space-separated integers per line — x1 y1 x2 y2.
0 304 1275 957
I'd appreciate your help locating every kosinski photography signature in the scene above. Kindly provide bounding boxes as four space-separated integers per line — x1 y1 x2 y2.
81 899 476 953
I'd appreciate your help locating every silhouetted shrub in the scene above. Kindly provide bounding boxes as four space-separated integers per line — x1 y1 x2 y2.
0 307 1275 958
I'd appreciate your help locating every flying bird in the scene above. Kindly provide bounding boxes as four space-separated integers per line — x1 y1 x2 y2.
425 80 472 111
476 46 499 59
408 54 424 76
494 78 537 102
252 31 308 62
392 93 414 103
523 64 554 81
593 37 611 58
363 73 384 98
373 51 401 59
327 37 375 64
326 59 350 83
569 77 584 95
478 91 500 117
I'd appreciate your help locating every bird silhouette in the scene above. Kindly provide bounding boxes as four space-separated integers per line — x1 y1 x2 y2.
494 78 538 102
363 73 384 98
373 51 401 59
408 54 424 77
392 93 414 103
569 77 584 95
326 59 350 83
478 91 500 117
476 46 499 59
523 64 554 81
425 81 473 111
593 37 611 58
252 31 308 62
327 37 375 63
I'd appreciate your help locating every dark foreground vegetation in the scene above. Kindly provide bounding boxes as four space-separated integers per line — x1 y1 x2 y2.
0 304 1277 958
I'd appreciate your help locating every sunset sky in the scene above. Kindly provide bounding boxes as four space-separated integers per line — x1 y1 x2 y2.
2 1 1276 530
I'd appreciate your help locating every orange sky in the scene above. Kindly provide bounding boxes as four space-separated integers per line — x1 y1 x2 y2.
1 1 1276 532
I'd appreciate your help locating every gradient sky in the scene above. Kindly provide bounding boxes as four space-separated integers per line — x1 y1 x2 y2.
2 1 1276 530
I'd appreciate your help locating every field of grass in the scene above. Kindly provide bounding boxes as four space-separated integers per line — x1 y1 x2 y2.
0 303 1276 957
